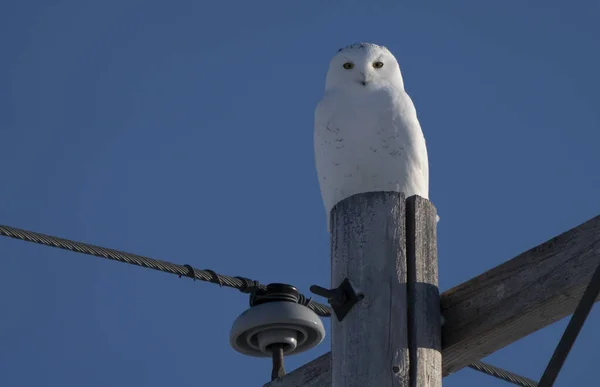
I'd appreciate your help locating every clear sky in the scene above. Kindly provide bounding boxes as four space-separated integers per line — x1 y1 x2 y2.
1 1 599 386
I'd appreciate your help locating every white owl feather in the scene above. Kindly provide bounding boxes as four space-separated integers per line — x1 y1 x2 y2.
314 43 435 229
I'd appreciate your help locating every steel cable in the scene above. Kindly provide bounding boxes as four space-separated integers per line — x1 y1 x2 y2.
0 224 332 317
469 361 539 387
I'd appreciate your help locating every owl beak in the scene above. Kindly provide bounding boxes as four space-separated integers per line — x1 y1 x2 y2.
359 73 369 86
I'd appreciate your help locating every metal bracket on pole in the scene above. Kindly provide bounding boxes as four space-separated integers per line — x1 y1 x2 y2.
310 278 364 322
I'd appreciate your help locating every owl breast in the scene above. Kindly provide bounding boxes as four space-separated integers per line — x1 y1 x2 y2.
314 86 429 222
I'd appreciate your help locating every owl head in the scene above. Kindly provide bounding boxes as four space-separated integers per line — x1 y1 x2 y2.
324 42 404 91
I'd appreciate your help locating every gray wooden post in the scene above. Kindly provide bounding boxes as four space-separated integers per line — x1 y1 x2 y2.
407 196 441 387
330 192 410 387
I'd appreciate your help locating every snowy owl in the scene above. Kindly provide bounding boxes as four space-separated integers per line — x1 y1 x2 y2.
314 42 431 228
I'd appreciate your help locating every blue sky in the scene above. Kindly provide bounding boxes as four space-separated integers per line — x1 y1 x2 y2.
1 1 599 386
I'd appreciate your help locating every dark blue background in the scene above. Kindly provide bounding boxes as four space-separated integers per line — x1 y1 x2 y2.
1 1 598 385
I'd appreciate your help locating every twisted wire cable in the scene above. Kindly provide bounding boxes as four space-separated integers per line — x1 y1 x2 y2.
468 361 538 387
0 224 332 317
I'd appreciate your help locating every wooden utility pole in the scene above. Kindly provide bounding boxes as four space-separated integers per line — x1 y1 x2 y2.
267 212 600 387
329 192 408 387
321 192 440 387
406 196 441 387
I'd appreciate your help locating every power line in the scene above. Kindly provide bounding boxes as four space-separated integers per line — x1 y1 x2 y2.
0 224 331 317
468 361 538 387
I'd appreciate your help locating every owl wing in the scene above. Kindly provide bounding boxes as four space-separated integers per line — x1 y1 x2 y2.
387 89 430 198
389 90 438 221
313 93 337 223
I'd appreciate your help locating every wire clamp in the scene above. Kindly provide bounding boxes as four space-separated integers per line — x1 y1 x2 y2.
204 269 223 287
310 278 364 322
181 264 196 280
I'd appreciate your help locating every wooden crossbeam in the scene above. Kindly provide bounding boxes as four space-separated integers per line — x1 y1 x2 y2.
266 214 600 387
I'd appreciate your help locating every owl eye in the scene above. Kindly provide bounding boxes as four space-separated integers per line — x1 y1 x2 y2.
342 62 354 70
373 61 384 69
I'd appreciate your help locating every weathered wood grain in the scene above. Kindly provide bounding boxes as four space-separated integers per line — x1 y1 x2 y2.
264 353 331 387
329 192 409 387
265 212 600 387
406 196 441 387
441 213 600 374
